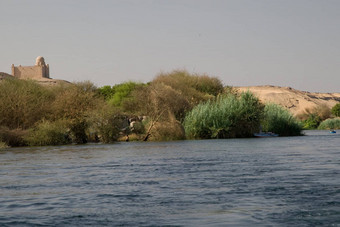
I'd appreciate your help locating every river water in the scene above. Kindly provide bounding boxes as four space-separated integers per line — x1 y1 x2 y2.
0 130 339 226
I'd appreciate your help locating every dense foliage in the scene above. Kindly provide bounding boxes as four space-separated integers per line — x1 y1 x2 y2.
318 118 340 130
0 78 53 129
0 79 124 146
24 120 71 146
262 104 302 136
298 104 331 129
331 103 340 117
0 70 308 146
184 92 264 139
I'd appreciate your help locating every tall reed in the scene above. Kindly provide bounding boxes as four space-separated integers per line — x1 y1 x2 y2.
184 92 263 139
262 103 302 136
318 118 340 130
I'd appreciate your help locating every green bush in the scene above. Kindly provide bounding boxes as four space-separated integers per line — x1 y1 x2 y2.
318 118 340 130
262 103 302 136
97 85 114 100
88 105 128 143
184 92 264 139
107 82 145 107
24 120 71 146
331 103 340 117
302 113 322 129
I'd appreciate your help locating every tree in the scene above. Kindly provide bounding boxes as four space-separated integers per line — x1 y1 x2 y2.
131 83 188 141
0 78 53 129
50 81 103 144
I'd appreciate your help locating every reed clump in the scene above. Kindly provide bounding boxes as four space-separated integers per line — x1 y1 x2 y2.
184 92 264 139
262 103 302 136
318 118 340 130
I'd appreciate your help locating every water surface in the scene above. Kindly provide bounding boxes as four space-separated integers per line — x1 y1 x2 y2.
0 130 339 226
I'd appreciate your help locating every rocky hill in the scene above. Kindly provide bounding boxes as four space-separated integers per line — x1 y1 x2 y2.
237 85 340 116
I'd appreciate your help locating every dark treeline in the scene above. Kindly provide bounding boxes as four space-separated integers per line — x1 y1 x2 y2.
0 70 308 147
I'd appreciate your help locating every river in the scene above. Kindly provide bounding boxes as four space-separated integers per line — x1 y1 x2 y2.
0 130 339 226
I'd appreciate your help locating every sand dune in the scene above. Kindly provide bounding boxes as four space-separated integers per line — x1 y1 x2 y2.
237 85 340 116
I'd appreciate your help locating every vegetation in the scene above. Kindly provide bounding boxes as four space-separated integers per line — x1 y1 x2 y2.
0 139 7 149
302 114 322 129
152 70 224 106
318 118 340 130
24 120 71 146
299 104 331 129
0 70 307 147
107 82 145 107
0 78 54 129
122 70 228 140
87 106 128 143
184 92 264 139
331 103 340 117
0 126 27 147
262 104 302 136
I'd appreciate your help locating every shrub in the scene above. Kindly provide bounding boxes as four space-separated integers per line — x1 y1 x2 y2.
0 126 28 147
107 82 145 107
184 92 264 139
318 118 340 130
152 70 224 106
298 104 331 128
51 81 101 120
144 115 185 141
50 81 103 144
24 120 71 146
0 78 54 129
331 103 340 117
88 105 129 143
302 113 322 129
262 103 302 136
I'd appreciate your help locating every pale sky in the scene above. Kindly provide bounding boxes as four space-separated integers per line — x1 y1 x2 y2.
1 0 339 92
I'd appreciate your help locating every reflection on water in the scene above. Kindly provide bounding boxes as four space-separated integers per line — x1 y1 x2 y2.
0 130 339 226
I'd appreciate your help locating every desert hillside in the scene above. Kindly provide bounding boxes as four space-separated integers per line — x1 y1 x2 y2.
237 85 340 116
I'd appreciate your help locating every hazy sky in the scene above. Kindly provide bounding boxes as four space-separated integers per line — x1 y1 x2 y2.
1 0 339 92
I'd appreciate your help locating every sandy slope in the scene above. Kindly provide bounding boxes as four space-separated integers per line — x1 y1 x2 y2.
237 85 340 116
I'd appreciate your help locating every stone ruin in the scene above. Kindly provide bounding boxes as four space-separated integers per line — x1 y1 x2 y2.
11 56 50 80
